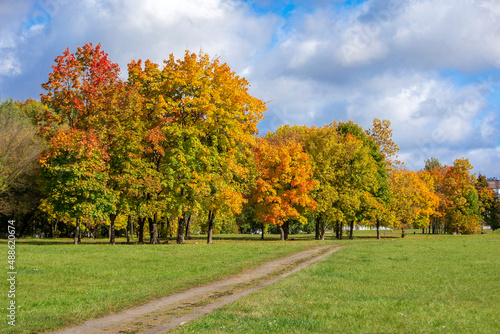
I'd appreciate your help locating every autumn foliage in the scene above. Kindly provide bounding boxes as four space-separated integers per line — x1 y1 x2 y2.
3 42 494 243
252 138 317 240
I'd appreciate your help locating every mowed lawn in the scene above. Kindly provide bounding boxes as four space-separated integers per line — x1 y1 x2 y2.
175 232 500 334
0 236 329 333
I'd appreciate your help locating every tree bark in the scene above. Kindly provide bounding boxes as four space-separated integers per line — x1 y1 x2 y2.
130 216 133 240
280 225 285 241
185 215 191 240
401 227 405 238
284 221 290 240
138 217 145 243
165 217 171 243
177 215 186 244
149 212 158 244
126 215 131 244
261 222 264 240
349 220 354 240
207 211 215 244
376 219 381 240
74 217 80 245
109 214 117 245
320 220 326 241
315 217 320 240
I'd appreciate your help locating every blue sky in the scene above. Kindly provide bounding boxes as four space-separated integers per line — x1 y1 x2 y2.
1 0 500 176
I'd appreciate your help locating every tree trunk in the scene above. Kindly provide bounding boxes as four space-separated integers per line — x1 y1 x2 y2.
283 220 289 240
130 216 133 240
315 217 320 240
376 219 381 240
166 217 171 242
74 217 80 245
53 219 59 238
109 214 117 245
126 215 131 244
138 217 145 243
149 212 159 244
261 222 264 240
207 211 215 244
401 227 405 238
177 215 186 244
349 220 354 240
280 225 285 241
320 220 326 240
185 215 191 240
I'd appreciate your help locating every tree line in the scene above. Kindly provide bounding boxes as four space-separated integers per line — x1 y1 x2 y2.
1 43 499 244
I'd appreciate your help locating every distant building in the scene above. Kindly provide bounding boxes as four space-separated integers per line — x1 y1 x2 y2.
487 178 500 196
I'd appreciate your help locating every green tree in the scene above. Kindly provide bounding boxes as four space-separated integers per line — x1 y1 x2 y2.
39 129 117 244
128 51 266 244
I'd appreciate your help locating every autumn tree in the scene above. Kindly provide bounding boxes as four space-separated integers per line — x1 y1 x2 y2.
365 118 403 170
252 137 317 241
40 43 147 244
336 121 388 240
441 159 482 234
475 174 495 231
302 125 342 240
128 51 266 244
39 129 117 244
390 169 439 237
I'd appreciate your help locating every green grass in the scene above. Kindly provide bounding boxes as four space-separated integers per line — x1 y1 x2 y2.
2 230 498 333
175 232 500 333
0 236 332 333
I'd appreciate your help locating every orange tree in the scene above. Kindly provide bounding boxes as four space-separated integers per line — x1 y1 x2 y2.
39 43 147 244
251 137 317 241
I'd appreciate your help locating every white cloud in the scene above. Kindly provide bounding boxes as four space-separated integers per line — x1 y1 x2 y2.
2 0 500 175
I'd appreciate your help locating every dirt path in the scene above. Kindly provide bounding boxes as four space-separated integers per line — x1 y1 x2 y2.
50 245 342 334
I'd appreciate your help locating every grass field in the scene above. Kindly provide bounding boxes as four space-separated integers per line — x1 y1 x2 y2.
175 232 500 333
1 236 330 333
1 230 499 333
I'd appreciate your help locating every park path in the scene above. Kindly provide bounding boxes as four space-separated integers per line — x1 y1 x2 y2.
50 245 342 334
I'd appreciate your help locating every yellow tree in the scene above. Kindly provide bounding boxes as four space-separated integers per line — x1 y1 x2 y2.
302 125 343 240
441 159 482 234
128 51 266 244
389 169 440 237
365 118 403 170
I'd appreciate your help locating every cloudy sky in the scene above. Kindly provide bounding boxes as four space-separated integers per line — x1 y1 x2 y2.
1 0 500 175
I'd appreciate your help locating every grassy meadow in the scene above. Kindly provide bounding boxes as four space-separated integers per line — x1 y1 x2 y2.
175 231 500 333
1 230 499 333
1 235 326 333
